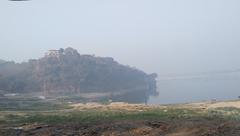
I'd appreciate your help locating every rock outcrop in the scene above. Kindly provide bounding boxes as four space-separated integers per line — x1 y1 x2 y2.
0 47 158 103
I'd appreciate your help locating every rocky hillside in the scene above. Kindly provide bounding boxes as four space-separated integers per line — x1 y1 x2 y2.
0 48 157 103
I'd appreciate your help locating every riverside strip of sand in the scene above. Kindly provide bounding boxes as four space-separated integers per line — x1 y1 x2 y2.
70 100 240 111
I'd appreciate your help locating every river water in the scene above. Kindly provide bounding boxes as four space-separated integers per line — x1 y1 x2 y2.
148 72 240 104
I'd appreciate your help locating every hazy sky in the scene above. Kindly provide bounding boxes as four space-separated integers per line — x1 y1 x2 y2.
0 0 240 75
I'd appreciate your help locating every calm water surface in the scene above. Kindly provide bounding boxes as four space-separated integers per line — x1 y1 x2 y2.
148 73 240 104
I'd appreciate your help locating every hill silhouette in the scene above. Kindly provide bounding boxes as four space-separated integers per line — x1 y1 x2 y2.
0 47 157 103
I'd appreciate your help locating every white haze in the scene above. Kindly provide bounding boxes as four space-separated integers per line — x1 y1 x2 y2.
0 0 240 103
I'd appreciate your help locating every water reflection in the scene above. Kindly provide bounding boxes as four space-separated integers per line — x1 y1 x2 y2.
149 73 240 104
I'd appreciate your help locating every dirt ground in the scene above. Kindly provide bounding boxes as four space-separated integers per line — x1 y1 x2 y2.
1 119 240 136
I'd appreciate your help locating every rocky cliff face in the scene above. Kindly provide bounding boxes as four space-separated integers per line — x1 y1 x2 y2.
0 47 157 103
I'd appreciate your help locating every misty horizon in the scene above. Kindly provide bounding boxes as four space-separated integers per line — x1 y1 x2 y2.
1 0 240 104
1 0 240 75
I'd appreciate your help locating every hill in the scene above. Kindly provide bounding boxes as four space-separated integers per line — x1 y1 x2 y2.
0 47 157 103
0 59 5 64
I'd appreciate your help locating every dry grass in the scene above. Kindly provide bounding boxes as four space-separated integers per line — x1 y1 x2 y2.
71 102 166 111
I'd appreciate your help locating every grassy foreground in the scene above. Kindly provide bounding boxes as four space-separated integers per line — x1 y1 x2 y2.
1 99 240 125
1 97 240 135
2 109 204 125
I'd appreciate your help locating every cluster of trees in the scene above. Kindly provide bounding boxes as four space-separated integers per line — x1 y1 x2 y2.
0 48 157 102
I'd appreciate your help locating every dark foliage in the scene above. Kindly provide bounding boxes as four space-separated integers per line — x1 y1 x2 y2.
0 48 157 102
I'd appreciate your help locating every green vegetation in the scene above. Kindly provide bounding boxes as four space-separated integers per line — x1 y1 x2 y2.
0 106 232 125
1 97 240 126
0 97 70 111
208 107 240 120
0 109 201 125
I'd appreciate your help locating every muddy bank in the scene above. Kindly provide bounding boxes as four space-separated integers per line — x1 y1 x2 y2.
1 119 240 136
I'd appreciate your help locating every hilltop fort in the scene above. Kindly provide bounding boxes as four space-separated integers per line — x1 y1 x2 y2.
0 47 158 103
